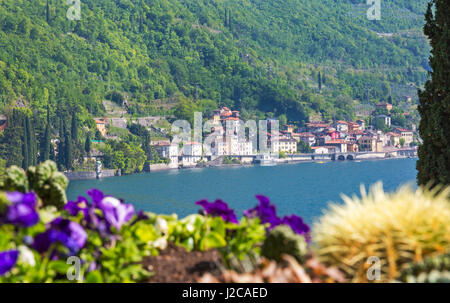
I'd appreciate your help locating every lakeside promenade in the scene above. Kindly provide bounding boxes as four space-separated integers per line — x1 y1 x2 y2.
64 148 418 180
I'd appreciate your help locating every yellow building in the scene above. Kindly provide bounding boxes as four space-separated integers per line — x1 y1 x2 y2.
394 128 414 146
95 119 107 137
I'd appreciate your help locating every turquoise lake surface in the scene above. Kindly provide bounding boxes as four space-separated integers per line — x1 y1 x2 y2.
67 158 418 224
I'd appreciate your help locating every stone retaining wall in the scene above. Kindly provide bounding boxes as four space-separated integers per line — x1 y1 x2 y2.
64 169 116 180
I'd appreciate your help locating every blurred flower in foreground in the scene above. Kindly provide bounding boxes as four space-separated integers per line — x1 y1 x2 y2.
244 195 281 229
196 199 238 224
4 192 39 227
65 189 136 234
0 250 19 276
282 215 310 236
245 195 310 238
33 218 87 255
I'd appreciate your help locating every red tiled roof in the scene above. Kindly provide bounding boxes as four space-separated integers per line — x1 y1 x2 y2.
350 130 364 135
326 139 347 144
386 132 400 137
395 128 412 133
292 132 315 137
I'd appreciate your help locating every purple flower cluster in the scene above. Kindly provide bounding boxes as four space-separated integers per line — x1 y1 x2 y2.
64 189 135 235
196 199 238 224
1 192 39 227
244 195 282 228
0 250 18 276
33 218 87 255
244 195 310 237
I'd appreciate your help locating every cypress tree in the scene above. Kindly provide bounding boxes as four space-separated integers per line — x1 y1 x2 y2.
46 0 50 24
417 0 450 187
49 142 56 161
71 113 78 141
40 107 51 162
224 9 228 27
85 134 92 156
0 110 23 167
318 71 322 91
28 117 37 166
22 118 29 169
65 132 73 171
57 119 66 170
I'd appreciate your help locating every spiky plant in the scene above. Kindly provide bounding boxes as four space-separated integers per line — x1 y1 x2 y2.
262 225 308 264
1 161 69 208
312 183 450 282
397 252 450 283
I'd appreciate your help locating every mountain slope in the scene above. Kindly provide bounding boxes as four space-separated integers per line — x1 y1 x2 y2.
0 0 429 122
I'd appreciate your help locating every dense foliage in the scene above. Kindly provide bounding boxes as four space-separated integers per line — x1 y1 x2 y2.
417 0 450 187
0 0 429 170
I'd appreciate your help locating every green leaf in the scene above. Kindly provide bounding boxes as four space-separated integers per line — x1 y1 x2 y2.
202 231 226 250
85 270 103 283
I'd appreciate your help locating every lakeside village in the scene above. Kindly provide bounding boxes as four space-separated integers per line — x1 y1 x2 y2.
73 102 419 179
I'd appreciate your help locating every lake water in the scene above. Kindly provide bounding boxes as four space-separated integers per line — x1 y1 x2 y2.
67 158 418 224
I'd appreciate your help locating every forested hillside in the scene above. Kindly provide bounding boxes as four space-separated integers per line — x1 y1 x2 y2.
0 0 430 170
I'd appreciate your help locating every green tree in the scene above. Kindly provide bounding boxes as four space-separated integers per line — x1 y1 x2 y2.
64 132 73 171
40 107 51 162
22 117 30 169
278 114 287 127
46 0 50 24
417 0 450 187
0 158 5 178
85 134 92 156
71 113 78 142
318 71 322 91
298 141 312 153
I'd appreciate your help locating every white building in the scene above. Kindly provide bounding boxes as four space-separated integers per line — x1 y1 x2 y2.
334 121 349 133
214 135 253 156
182 142 202 166
312 146 336 154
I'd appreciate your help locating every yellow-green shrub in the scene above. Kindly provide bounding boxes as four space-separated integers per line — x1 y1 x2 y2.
312 183 450 282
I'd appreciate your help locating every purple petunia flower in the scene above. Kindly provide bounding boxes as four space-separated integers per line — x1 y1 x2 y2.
64 196 89 217
96 197 135 231
244 195 311 240
87 189 104 206
196 199 238 224
33 218 87 255
0 250 19 276
244 195 281 229
4 192 39 227
281 215 311 236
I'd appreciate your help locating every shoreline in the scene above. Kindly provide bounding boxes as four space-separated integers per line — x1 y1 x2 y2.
65 154 418 181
